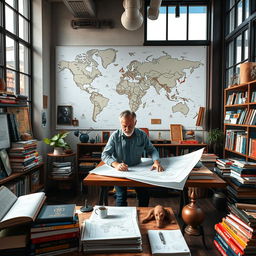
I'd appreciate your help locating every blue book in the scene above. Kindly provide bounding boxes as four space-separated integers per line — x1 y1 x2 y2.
215 234 239 256
35 204 76 224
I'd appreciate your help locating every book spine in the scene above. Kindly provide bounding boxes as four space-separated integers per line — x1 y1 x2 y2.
216 234 239 256
31 223 79 232
215 223 244 255
31 231 79 244
214 239 228 256
35 241 78 254
222 222 247 248
31 238 78 250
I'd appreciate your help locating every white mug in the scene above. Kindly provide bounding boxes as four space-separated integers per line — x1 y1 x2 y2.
95 206 108 218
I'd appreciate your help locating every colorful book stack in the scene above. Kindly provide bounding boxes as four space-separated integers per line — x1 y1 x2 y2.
30 204 79 256
226 159 256 204
214 203 256 256
9 140 42 172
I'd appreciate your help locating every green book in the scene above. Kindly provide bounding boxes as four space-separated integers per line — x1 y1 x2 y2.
35 204 76 224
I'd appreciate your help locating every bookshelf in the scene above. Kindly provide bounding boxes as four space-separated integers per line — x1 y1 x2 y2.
224 79 256 160
46 153 77 193
0 163 44 195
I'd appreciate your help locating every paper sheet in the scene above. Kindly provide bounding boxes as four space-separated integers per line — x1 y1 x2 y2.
90 148 204 190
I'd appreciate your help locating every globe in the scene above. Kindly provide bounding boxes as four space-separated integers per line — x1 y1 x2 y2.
80 133 89 143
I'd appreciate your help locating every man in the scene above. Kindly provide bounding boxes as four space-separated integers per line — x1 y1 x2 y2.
101 110 164 207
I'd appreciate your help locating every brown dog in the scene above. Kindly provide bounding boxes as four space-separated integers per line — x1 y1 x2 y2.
142 205 175 228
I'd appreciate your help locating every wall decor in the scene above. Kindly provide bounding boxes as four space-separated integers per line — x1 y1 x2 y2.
57 105 72 125
56 46 206 130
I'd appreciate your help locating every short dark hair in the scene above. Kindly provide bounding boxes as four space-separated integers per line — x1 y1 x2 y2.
119 110 136 119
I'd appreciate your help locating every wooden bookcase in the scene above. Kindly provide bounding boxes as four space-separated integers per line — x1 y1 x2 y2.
0 163 45 195
46 153 77 193
224 79 256 160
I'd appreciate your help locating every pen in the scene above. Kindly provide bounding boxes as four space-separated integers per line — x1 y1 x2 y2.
158 231 166 245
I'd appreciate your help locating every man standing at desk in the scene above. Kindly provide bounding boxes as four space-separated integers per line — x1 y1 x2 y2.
101 110 164 207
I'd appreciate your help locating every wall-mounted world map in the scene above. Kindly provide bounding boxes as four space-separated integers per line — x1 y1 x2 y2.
56 46 206 130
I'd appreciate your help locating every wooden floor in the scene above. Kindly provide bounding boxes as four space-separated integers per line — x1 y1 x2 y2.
46 186 225 256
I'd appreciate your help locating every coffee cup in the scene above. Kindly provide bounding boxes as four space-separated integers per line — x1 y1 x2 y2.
95 206 108 218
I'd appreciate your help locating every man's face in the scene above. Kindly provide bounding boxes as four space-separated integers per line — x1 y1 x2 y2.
120 116 137 137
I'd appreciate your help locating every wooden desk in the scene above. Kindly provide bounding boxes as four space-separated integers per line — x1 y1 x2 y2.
65 207 180 256
84 162 226 206
83 163 226 247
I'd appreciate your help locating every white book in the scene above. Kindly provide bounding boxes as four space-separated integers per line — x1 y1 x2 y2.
148 230 191 256
0 186 46 229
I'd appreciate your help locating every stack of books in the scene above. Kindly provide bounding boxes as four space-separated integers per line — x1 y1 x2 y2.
81 206 142 253
214 203 256 256
214 159 233 177
200 153 218 169
9 140 42 172
0 91 17 104
30 204 79 256
51 162 72 179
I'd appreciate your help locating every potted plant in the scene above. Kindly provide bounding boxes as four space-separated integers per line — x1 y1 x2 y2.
207 128 225 156
43 131 71 155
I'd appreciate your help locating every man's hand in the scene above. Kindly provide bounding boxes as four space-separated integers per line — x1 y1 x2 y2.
111 161 128 171
150 160 164 172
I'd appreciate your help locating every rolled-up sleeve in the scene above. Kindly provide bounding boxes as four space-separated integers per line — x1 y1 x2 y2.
101 133 117 166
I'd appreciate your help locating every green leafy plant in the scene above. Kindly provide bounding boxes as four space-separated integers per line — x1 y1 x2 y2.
43 132 70 149
207 129 224 145
207 128 225 155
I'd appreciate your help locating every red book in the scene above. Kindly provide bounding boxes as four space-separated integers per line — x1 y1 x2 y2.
214 239 228 256
31 231 79 244
215 223 244 255
179 140 199 144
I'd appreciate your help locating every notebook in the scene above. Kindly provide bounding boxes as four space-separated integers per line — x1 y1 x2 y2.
148 229 191 256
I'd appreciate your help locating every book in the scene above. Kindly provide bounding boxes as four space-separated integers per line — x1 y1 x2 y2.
35 204 76 224
0 225 29 250
148 229 191 255
0 186 46 229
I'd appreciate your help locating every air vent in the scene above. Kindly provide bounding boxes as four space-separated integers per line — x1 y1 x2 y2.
71 19 114 29
63 0 96 18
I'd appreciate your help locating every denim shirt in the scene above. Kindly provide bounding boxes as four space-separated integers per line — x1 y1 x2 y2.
101 128 160 166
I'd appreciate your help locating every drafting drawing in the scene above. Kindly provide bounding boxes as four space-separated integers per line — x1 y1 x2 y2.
90 148 204 190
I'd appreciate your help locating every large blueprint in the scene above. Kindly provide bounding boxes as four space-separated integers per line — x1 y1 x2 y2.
90 148 204 190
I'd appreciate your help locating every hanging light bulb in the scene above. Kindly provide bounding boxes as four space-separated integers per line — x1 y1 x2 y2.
121 0 143 31
148 0 162 20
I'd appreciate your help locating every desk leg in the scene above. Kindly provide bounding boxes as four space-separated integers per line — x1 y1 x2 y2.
182 187 205 236
178 188 189 217
99 186 108 206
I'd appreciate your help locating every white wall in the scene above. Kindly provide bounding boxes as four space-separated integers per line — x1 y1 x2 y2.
37 0 205 152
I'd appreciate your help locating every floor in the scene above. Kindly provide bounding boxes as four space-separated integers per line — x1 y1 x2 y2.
46 185 225 256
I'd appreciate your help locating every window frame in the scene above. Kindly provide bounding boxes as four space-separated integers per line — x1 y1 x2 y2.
224 0 256 87
144 0 211 46
0 0 32 100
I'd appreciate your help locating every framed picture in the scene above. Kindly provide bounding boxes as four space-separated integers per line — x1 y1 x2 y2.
0 113 10 149
102 131 110 143
57 105 72 125
170 124 183 142
0 149 12 176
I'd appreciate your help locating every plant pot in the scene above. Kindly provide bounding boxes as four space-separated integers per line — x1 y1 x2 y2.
53 147 64 155
240 62 256 83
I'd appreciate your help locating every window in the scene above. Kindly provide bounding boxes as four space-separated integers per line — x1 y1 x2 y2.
225 0 256 86
145 1 209 45
0 0 31 98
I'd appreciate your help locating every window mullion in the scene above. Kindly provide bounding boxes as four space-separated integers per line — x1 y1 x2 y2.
166 6 168 41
